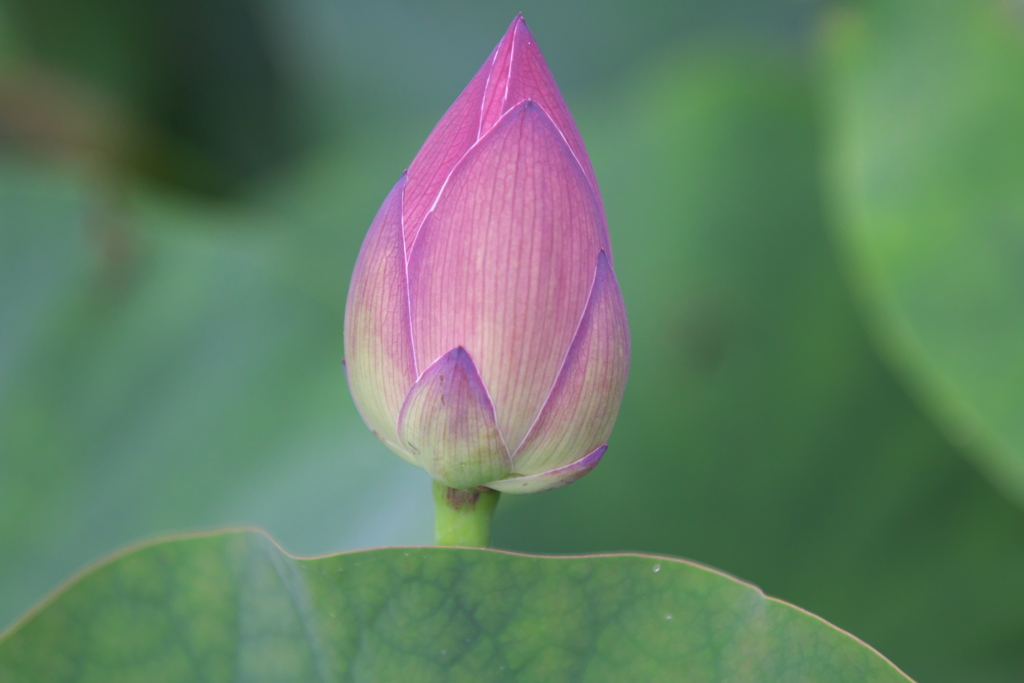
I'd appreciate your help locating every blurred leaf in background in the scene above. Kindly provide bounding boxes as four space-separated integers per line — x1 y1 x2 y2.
0 158 431 630
1 1 1023 682
823 0 1024 507
0 0 310 196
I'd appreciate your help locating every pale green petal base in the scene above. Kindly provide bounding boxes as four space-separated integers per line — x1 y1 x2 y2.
487 444 606 494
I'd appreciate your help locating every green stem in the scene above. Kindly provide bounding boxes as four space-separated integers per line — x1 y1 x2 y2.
433 481 501 547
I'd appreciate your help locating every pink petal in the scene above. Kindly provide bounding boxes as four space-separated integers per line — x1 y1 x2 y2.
343 175 418 462
480 16 607 237
487 444 607 494
512 251 630 476
407 101 606 452
403 15 609 257
477 17 517 137
397 347 512 489
402 39 494 251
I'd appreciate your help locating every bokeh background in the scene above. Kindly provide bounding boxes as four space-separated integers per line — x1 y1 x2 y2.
2 1 1023 681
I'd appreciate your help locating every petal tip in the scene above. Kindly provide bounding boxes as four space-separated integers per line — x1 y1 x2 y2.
505 13 528 41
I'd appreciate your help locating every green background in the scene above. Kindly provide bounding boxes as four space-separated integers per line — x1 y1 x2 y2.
1 1 1022 681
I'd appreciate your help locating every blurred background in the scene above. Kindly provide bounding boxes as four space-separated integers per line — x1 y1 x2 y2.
1 0 1023 680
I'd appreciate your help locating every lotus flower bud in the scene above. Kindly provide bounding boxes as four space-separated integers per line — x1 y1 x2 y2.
344 15 629 493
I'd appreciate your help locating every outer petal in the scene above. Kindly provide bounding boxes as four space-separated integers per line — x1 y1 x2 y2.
512 251 630 476
487 445 606 494
479 16 608 241
403 15 609 256
403 41 494 250
343 175 417 462
477 17 516 138
407 101 605 453
397 347 512 489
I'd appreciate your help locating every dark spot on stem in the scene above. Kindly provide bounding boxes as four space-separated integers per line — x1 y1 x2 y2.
445 486 481 511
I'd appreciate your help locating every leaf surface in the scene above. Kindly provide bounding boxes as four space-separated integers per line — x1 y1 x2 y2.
0 530 911 682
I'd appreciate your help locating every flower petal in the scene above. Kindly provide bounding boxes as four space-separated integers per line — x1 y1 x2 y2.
477 17 517 136
397 347 512 489
402 40 494 251
407 101 606 453
343 174 417 462
403 15 610 258
487 444 606 494
512 251 630 476
480 16 606 229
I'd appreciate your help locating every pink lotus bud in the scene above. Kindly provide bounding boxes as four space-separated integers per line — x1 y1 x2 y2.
344 15 629 493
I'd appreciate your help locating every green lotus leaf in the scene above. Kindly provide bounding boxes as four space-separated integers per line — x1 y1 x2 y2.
0 530 911 682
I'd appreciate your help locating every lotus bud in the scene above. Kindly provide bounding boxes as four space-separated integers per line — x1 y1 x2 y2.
344 15 629 493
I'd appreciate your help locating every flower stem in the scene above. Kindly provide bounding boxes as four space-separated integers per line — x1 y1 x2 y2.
433 481 501 547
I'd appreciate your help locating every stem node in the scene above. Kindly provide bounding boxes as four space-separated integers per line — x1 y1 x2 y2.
433 481 500 547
